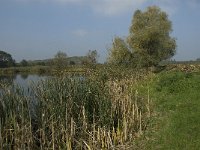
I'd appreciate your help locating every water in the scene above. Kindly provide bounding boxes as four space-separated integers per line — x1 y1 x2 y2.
0 74 48 88
14 74 47 88
0 74 48 118
0 74 48 99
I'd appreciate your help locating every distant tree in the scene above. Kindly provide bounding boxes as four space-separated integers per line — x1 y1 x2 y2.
88 50 98 64
0 50 15 68
84 50 99 65
108 37 131 65
127 6 176 67
20 59 28 67
53 51 68 70
196 58 200 61
36 61 45 66
69 61 76 65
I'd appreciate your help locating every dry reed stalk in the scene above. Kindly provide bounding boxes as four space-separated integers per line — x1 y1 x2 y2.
147 87 151 118
51 119 55 150
139 110 142 135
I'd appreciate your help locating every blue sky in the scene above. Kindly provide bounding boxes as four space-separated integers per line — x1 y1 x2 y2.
0 0 200 62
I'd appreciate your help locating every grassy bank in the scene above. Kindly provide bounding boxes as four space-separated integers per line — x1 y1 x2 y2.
137 71 200 149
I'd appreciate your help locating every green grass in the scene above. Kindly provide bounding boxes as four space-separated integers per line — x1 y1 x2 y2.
141 71 200 150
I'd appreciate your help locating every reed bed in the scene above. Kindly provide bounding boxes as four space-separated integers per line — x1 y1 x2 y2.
0 71 152 149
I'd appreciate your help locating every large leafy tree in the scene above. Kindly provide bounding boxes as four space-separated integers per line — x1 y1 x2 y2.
108 6 176 67
127 6 176 67
0 50 15 68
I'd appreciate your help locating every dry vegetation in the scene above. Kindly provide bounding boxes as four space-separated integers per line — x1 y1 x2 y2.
0 69 153 149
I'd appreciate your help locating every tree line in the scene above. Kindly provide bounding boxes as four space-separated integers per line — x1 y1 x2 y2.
0 50 98 68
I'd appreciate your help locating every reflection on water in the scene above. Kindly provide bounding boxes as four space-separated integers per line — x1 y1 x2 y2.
0 74 49 118
0 74 48 99
14 74 47 89
0 74 48 88
20 74 29 80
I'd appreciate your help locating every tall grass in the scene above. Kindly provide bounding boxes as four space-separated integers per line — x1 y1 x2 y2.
0 70 152 149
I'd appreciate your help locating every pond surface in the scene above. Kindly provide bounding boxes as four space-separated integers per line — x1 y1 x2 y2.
0 74 48 88
0 74 49 115
15 74 47 88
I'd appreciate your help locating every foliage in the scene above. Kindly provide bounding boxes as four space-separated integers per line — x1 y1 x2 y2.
83 50 99 65
67 56 87 65
127 6 176 67
156 71 194 93
69 60 75 65
18 56 86 67
108 6 176 68
53 51 68 70
20 59 28 67
196 58 200 61
0 50 15 68
108 37 132 65
87 50 98 64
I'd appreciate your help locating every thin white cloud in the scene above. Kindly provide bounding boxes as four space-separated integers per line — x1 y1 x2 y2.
14 0 191 16
14 0 147 15
90 0 147 16
72 29 88 37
